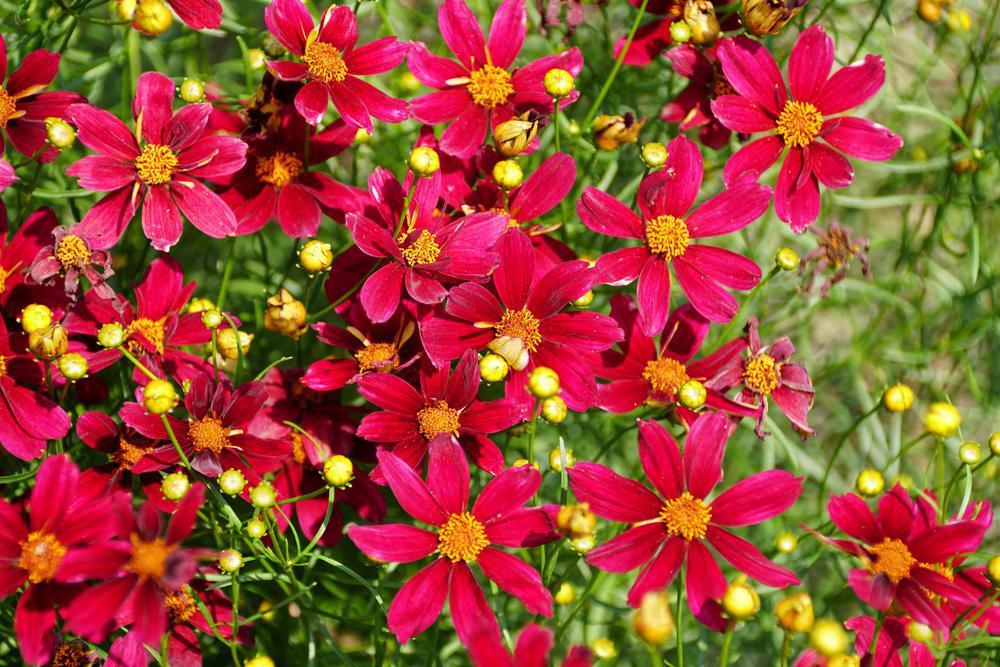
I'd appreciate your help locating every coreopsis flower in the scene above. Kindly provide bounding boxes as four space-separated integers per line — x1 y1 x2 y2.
805 484 985 630
614 0 738 66
577 136 771 329
408 0 583 157
67 72 248 251
0 34 83 161
27 225 115 302
0 207 58 308
62 485 208 648
799 221 871 295
711 25 903 231
469 623 593 667
348 167 508 323
661 45 735 149
568 415 802 629
357 350 524 477
420 232 623 411
264 0 408 129
347 439 559 646
0 455 127 665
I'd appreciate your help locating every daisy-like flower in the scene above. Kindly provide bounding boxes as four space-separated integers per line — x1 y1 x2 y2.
711 25 903 231
408 0 583 158
349 167 508 323
569 415 802 629
708 317 814 437
420 231 623 411
661 44 736 149
28 224 115 302
264 0 409 129
0 34 82 162
469 623 593 667
578 136 771 330
805 484 984 631
0 207 58 308
67 72 248 251
347 438 559 646
357 349 524 477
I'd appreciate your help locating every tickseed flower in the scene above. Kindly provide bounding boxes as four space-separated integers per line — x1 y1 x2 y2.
924 402 961 437
348 439 559 647
579 136 771 329
264 0 408 129
569 415 802 629
408 0 582 158
711 26 903 231
661 44 739 148
28 225 115 302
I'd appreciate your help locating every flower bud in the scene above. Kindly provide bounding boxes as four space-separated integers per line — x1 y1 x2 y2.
741 0 806 36
883 383 915 412
493 111 541 157
57 353 88 380
570 534 595 553
45 118 76 149
187 297 215 314
247 48 267 70
678 379 707 410
355 128 372 143
548 447 574 472
775 247 800 271
218 469 248 496
479 353 509 383
987 555 1000 587
776 592 814 633
555 582 576 606
115 0 137 20
202 309 223 329
245 657 275 667
908 621 933 644
827 656 860 667
572 290 594 308
264 289 307 339
633 590 675 644
641 142 668 168
218 549 243 573
669 20 693 43
775 531 798 554
590 637 616 661
810 619 849 657
250 482 277 508
684 0 721 45
855 468 884 497
943 7 971 32
990 432 1000 457
593 113 645 151
28 324 68 361
890 473 913 490
246 518 267 539
513 458 538 469
21 304 53 334
917 0 941 23
216 328 253 361
98 322 126 349
492 160 523 189
924 402 961 437
299 239 334 273
722 576 760 621
161 472 190 501
528 366 560 398
179 78 205 103
132 0 174 36
541 396 568 424
408 147 440 177
959 441 982 466
323 454 354 487
543 68 575 98
142 379 178 415
556 503 597 539
397 71 421 93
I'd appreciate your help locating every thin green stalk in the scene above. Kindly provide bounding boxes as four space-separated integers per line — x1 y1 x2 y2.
935 438 946 519
119 346 160 382
717 266 779 343
816 402 880 513
779 632 791 667
216 237 238 309
718 622 733 666
160 415 193 470
849 0 889 63
582 0 649 129
675 574 685 667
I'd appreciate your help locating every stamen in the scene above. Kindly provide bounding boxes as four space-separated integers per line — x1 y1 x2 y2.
437 512 489 562
56 235 92 270
127 534 176 580
0 88 17 128
17 531 67 584
775 100 823 149
164 589 197 625
493 308 542 353
416 401 461 439
255 151 303 188
303 39 348 84
188 416 231 454
113 434 154 470
869 538 916 585
467 65 514 108
400 229 442 266
743 353 779 395
134 144 178 185
645 215 690 260
642 357 690 396
125 317 167 356
355 342 399 373
659 492 712 541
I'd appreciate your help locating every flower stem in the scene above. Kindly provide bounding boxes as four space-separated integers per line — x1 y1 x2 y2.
779 632 791 667
160 414 193 470
582 0 649 130
675 572 685 667
119 346 160 382
816 402 880 514
216 236 238 310
718 621 733 666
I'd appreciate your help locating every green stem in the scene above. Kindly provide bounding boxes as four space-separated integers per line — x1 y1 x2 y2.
675 573 684 667
581 0 649 129
119 346 160 382
816 402 880 514
849 0 889 63
717 266 779 343
216 237 238 310
552 98 561 153
779 632 791 667
935 438 946 519
718 622 733 666
161 415 193 470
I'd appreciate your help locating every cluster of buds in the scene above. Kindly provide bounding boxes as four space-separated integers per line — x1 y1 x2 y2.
528 367 567 424
264 289 308 339
556 502 597 552
917 0 970 30
21 304 68 362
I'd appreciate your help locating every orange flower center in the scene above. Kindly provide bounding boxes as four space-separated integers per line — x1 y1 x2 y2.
400 229 442 266
188 416 231 453
775 100 823 148
0 88 17 128
869 538 916 585
355 342 399 373
255 151 303 188
134 143 178 185
303 39 348 83
127 534 176 580
467 65 514 108
643 357 690 396
438 512 489 562
164 589 197 625
0 355 6 378
920 562 954 603
17 531 67 584
743 353 779 395
125 316 167 356
711 69 736 98
51 642 89 667
416 401 461 439
290 431 307 464
494 308 542 353
113 434 154 470
645 215 690 260
659 492 712 541
56 234 92 270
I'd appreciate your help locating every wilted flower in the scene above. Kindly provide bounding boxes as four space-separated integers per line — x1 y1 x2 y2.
799 221 871 295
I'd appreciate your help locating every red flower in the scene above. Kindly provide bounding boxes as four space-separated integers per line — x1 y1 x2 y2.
569 415 802 629
165 0 222 30
711 26 903 231
0 207 58 309
469 623 593 667
408 0 583 157
357 350 524 478
347 439 558 646
661 45 734 149
0 34 82 162
264 0 409 129
28 224 115 302
578 136 771 329
67 72 247 251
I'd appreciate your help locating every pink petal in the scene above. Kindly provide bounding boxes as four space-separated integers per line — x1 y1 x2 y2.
909 522 987 563
526 259 594 319
64 576 136 641
638 419 684 499
264 0 313 54
642 136 702 218
338 76 409 126
808 142 854 189
439 0 487 69
788 25 834 103
377 449 449 526
682 412 728 499
577 187 643 238
14 585 58 665
710 95 775 134
847 568 895 611
493 230 534 309
511 152 575 223
294 81 330 126
67 103 139 160
538 312 623 353
715 36 787 115
479 547 552 616
132 72 176 144
410 89 472 125
387 558 450 643
827 493 881 544
685 539 728 631
586 523 664 573
360 263 406 323
347 524 439 563
317 5 358 49
141 185 183 252
277 183 321 237
473 464 540 524
444 282 504 324
407 42 468 87
682 245 761 290
167 0 221 29
178 135 247 178
347 36 408 75
686 181 772 238
267 59 309 80
484 506 558 548
567 462 662 523
6 49 58 96
672 255 739 323
595 246 649 287
774 149 820 233
722 134 784 186
172 176 238 239
426 436 469 515
626 537 686 608
438 103 489 158
706 526 799 587
822 116 903 162
450 562 500 647
710 470 803 526
66 155 135 191
814 54 886 116
636 256 671 337
486 0 525 70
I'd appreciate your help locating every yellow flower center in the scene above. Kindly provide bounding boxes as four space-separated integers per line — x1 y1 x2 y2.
17 531 67 584
869 538 916 585
743 353 779 395
303 39 348 84
659 492 712 541
467 65 514 108
355 342 399 373
494 307 542 353
56 235 92 270
134 143 179 185
113 435 154 470
125 317 167 356
51 642 89 667
127 534 176 580
255 151 303 188
645 215 690 261
643 357 690 396
0 355 6 378
438 512 489 562
0 88 17 128
164 589 197 625
400 229 442 266
775 100 824 149
416 401 461 440
188 416 231 454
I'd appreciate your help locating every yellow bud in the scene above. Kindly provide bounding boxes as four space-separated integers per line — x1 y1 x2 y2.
29 324 68 361
943 7 971 32
98 322 126 349
161 472 191 501
250 482 276 509
741 0 805 36
492 160 523 189
397 71 421 93
548 447 575 472
987 555 1000 587
543 68 575 98
775 247 800 271
216 328 253 361
810 619 849 657
115 0 137 20
479 353 509 383
493 110 541 157
132 0 173 36
958 441 982 466
264 288 307 339
541 396 568 424
855 468 885 497
187 297 215 314
632 590 675 644
827 656 860 667
572 290 594 308
218 469 248 496
989 432 1000 456
722 576 760 621
924 402 961 437
513 458 539 470
142 379 178 415
323 454 354 487
179 78 205 103
593 114 645 151
590 637 616 661
570 534 596 553
45 117 76 149
21 304 53 334
300 239 334 273
257 601 276 622
57 353 89 380
917 0 942 23
408 147 440 177
776 592 814 634
641 142 668 168
678 379 707 410
218 549 243 573
247 48 267 71
245 658 275 667
908 621 934 644
775 531 798 554
883 383 915 413
684 0 721 45
528 366 560 398
669 20 693 43
554 582 576 606
202 309 223 329
556 503 596 539
351 129 371 144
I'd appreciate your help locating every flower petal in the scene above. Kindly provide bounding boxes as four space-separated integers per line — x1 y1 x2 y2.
710 471 803 526
626 537 686 608
788 25 834 103
638 419 684 500
821 116 903 162
473 464 540 524
715 36 787 115
450 562 499 646
706 526 799 587
439 0 487 69
814 54 886 116
478 547 551 616
577 187 643 239
486 0 525 70
567 462 662 523
347 524 439 563
683 412 729 499
586 523 664 573
387 558 450 643
376 449 449 526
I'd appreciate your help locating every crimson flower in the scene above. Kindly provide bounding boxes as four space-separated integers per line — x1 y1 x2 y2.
348 439 558 646
569 415 802 629
469 624 593 667
67 72 247 251
578 136 771 329
28 224 115 302
661 44 735 149
0 207 58 309
408 0 583 157
711 26 903 231
421 231 622 411
264 0 408 129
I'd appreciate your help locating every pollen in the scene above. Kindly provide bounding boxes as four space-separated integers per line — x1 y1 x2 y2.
127 534 177 580
0 88 17 127
743 353 779 395
711 68 736 98
188 416 231 454
56 235 92 270
467 64 514 108
355 342 399 372
775 100 824 149
437 512 489 562
17 531 67 584
0 355 6 378
659 492 712 541
400 229 442 266
919 561 954 603
290 431 307 464
869 538 916 585
643 357 690 396
255 151 303 188
303 39 348 84
134 143 179 185
125 317 167 356
645 215 690 260
51 642 89 667
113 435 154 470
416 401 461 440
494 308 542 353
164 589 197 625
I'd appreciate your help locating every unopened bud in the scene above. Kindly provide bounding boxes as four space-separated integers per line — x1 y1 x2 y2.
556 503 596 539
29 324 68 361
142 379 178 415
554 582 576 606
202 309 223 329
493 111 541 157
98 322 126 348
218 469 248 496
322 454 354 487
987 555 1000 587
775 247 800 271
179 78 205 103
775 531 798 554
742 0 805 36
45 118 76 149
924 402 961 437
264 289 307 339
543 68 575 98
958 441 982 466
513 458 539 469
776 592 814 634
246 519 268 539
492 160 523 189
810 619 849 657
528 366 560 398
883 383 915 412
641 142 668 169
247 48 266 70
593 113 645 151
855 468 885 497
570 534 596 553
245 657 275 667
218 549 243 573
21 304 53 334
250 482 276 508
479 353 509 383
57 353 88 380
572 290 594 308
990 432 1000 456
132 0 174 36
408 147 440 177
590 637 616 661
548 447 574 472
161 472 191 501
722 576 759 621
300 239 334 273
908 621 933 644
187 297 215 314
669 20 692 43
684 0 721 45
541 397 568 424
633 590 675 644
115 0 137 21
678 379 707 409
216 328 253 361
